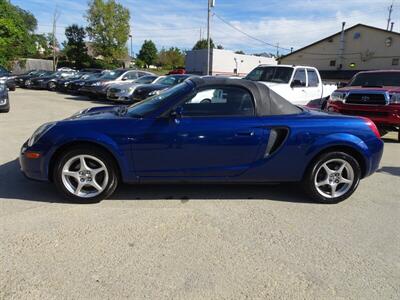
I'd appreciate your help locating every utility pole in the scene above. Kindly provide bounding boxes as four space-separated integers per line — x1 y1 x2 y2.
386 2 393 30
129 34 133 59
276 42 279 58
206 0 215 75
52 8 60 71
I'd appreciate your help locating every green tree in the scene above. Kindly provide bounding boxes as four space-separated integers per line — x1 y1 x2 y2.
157 47 185 69
63 24 90 68
235 50 245 54
137 40 157 68
0 0 38 68
192 38 215 50
86 0 130 64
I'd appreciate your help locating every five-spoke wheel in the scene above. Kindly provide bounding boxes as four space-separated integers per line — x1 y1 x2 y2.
54 147 118 203
304 152 361 203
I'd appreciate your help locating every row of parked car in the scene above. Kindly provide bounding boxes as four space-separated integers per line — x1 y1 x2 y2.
2 64 399 141
10 67 197 105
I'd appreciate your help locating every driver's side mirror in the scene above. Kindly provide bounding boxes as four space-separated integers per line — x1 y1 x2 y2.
337 81 347 88
122 77 128 81
291 79 305 88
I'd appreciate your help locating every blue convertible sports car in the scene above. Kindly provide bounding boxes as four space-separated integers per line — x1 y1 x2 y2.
20 77 383 204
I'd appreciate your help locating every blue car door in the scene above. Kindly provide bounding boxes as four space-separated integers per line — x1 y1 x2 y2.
131 86 268 178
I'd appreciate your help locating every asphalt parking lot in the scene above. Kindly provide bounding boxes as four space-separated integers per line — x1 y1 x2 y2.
0 89 399 299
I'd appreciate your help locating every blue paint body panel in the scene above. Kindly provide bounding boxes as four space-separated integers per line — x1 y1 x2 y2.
19 81 384 185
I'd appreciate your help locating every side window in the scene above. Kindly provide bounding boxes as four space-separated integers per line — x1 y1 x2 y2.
181 87 255 117
125 72 138 80
292 68 306 87
307 69 319 87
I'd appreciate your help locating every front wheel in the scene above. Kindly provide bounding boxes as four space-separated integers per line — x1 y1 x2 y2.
53 147 119 203
303 152 361 204
48 81 56 91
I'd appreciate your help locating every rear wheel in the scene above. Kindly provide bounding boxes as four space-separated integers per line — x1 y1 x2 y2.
304 152 361 204
53 147 119 203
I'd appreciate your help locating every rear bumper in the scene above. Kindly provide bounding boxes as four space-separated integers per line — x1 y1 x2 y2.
327 100 400 127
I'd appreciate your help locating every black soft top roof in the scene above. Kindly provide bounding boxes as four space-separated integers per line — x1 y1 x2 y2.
188 77 301 116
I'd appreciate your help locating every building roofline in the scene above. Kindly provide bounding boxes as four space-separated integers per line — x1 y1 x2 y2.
280 23 400 59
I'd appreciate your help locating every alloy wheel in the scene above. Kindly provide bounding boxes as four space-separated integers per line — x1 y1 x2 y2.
61 154 109 198
314 158 354 198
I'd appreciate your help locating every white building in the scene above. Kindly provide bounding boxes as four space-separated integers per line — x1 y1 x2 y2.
185 49 277 76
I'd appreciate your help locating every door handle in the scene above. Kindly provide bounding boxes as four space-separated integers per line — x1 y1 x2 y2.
236 131 255 136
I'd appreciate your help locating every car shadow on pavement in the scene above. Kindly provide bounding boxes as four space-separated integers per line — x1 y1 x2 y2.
0 159 315 204
377 166 400 177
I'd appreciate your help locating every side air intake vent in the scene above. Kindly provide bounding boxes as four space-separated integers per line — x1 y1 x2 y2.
264 128 289 157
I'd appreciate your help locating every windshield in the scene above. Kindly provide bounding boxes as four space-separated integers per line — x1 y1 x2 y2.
157 75 187 86
128 82 189 117
350 72 400 87
134 76 157 84
100 70 125 80
245 66 294 83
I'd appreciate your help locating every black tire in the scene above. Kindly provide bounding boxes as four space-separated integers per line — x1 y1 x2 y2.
303 151 361 204
48 82 56 91
53 146 119 203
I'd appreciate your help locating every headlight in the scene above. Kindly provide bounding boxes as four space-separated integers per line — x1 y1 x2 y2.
0 84 5 92
330 91 346 102
64 82 69 86
27 122 56 147
78 82 85 86
92 82 102 86
128 86 137 93
390 93 400 104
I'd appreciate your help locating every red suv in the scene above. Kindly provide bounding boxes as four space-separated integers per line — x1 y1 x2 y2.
327 70 400 142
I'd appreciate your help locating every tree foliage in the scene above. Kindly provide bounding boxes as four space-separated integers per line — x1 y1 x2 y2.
235 50 245 54
192 38 215 50
86 0 130 63
0 0 38 68
63 24 90 68
137 40 158 67
157 47 185 69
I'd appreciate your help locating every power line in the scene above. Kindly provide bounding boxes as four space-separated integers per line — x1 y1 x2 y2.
213 12 292 51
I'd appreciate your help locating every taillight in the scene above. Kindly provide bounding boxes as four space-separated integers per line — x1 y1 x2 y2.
360 117 381 139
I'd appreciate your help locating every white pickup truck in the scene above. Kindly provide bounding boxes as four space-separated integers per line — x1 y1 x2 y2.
245 65 337 108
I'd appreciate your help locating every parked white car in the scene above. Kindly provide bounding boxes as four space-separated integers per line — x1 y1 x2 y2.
107 75 165 103
245 65 337 107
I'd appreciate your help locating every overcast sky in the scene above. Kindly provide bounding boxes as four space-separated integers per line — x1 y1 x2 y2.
12 0 400 55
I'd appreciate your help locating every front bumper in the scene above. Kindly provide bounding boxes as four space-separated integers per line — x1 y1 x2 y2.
79 85 108 98
107 90 133 103
0 95 9 111
29 81 47 89
327 100 400 127
19 141 48 181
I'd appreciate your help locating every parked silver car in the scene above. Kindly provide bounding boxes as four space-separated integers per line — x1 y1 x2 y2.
106 75 165 103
